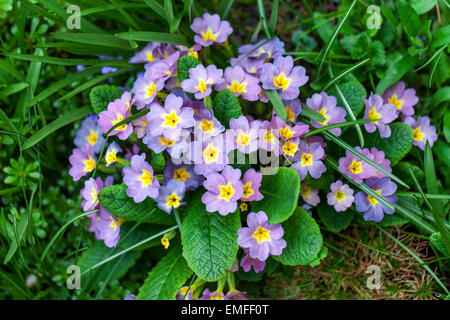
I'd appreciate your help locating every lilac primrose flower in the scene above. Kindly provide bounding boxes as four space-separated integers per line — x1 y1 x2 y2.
191 13 233 47
176 287 193 300
301 183 320 206
69 144 97 181
363 93 398 138
124 144 140 161
241 169 264 202
133 114 149 139
143 129 190 159
369 147 391 178
163 160 204 191
144 51 180 82
338 147 377 184
272 116 309 141
187 134 229 176
226 290 248 300
98 97 133 140
215 66 261 101
193 108 225 139
123 153 160 203
129 42 175 64
237 211 286 261
123 294 136 300
229 116 261 154
199 289 228 300
291 141 326 180
146 93 195 140
201 165 243 216
404 116 438 150
238 37 285 61
240 248 266 273
74 114 105 154
96 207 122 248
283 99 302 123
258 120 281 154
281 137 300 160
354 177 398 222
80 176 113 212
131 72 164 109
176 44 202 59
155 180 186 214
327 180 354 212
306 92 346 136
105 141 122 167
230 54 266 76
180 64 224 99
382 81 418 116
260 56 308 100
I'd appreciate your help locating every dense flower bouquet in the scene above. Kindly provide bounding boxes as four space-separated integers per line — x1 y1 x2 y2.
68 12 439 300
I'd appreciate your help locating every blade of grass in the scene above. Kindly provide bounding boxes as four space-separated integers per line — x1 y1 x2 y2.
257 0 272 39
218 0 234 19
0 59 25 81
304 118 376 137
265 89 287 121
51 32 134 51
317 0 357 73
397 191 450 200
323 58 371 91
301 106 327 123
322 130 409 188
21 106 93 150
115 31 190 46
269 0 279 34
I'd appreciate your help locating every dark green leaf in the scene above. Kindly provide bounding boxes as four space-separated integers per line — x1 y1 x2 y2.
213 89 243 128
90 85 124 114
318 204 353 232
176 55 200 83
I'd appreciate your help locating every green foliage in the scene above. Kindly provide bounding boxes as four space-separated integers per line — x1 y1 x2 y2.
90 85 123 115
430 232 448 256
99 184 175 225
327 74 366 117
252 167 301 223
213 89 243 128
181 189 240 281
365 123 414 166
308 246 328 267
176 55 200 83
318 204 353 233
273 207 323 266
136 246 192 300
394 162 425 187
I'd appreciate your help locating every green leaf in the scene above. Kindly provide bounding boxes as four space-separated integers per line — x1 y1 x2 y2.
252 167 301 223
444 114 450 143
181 189 241 281
411 0 437 15
51 32 134 51
379 213 409 227
430 86 450 108
397 0 422 39
213 89 243 128
394 162 424 187
434 140 450 167
136 246 192 300
90 85 123 115
265 89 287 121
431 25 450 50
150 150 166 172
21 106 92 150
365 123 414 166
375 56 418 95
116 32 190 46
327 74 367 117
301 106 326 123
99 184 175 226
176 55 200 83
308 246 328 267
318 204 353 232
273 207 323 266
430 232 449 256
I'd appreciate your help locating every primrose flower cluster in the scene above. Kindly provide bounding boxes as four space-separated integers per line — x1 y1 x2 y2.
68 12 438 295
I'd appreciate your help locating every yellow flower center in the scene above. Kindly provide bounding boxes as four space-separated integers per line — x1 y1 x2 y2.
273 72 290 90
367 189 382 207
227 80 247 93
112 114 127 131
335 191 345 202
139 169 153 187
163 110 180 128
174 167 190 181
87 130 98 146
160 137 175 146
286 107 295 122
201 119 214 133
83 156 96 172
203 144 219 164
201 28 218 42
147 52 155 62
106 150 117 164
188 51 198 58
240 203 248 211
252 226 271 243
195 78 211 93
236 131 250 146
368 107 381 124
166 192 181 208
146 81 158 98
279 125 294 140
210 294 224 300
161 237 170 249
242 182 254 199
264 130 274 143
90 188 98 206
413 127 424 141
317 108 330 126
218 182 235 201
388 94 403 110
282 140 298 157
349 160 363 174
302 184 311 198
301 153 313 166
